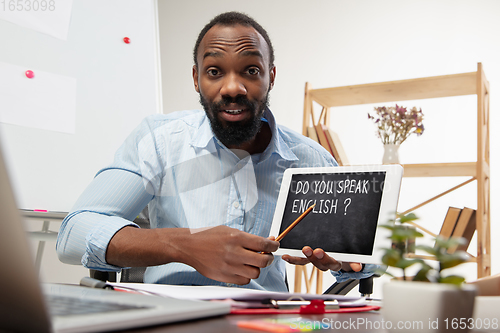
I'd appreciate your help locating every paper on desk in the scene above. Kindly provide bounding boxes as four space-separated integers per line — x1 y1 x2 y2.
111 283 363 303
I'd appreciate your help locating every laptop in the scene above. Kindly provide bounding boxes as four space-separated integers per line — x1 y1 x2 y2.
0 143 230 333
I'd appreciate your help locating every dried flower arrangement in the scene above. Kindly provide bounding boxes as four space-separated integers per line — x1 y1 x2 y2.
368 105 425 145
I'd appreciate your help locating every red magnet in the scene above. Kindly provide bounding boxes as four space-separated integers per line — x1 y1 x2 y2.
25 70 35 79
123 37 130 44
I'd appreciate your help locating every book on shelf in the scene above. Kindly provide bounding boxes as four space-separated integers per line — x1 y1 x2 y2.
435 207 462 247
311 124 349 166
448 207 476 253
306 126 319 144
322 126 349 166
314 123 333 156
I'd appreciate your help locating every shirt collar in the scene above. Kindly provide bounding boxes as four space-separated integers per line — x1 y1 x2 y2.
261 108 298 162
190 112 214 149
190 108 299 162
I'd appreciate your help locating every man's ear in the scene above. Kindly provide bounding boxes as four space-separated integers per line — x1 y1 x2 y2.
269 66 276 90
192 65 200 93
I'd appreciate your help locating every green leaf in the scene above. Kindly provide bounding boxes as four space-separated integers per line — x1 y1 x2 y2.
412 266 431 282
398 212 419 223
394 258 420 270
389 226 423 242
403 229 423 239
380 224 396 231
439 252 470 270
435 236 466 250
439 275 465 286
382 250 402 267
415 245 438 256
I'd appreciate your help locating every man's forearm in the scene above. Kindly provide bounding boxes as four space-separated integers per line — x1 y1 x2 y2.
56 169 154 269
105 226 188 267
106 225 280 285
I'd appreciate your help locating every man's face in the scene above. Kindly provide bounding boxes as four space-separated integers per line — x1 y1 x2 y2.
193 24 276 148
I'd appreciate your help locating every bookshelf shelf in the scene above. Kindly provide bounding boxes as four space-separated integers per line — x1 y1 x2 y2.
303 63 490 282
401 162 477 178
406 253 477 263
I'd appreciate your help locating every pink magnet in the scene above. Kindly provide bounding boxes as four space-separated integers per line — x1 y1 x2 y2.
25 70 35 79
123 37 130 44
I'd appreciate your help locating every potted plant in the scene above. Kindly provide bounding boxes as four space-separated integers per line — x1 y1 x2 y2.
380 213 477 333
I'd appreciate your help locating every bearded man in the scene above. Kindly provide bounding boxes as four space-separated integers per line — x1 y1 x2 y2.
57 11 372 292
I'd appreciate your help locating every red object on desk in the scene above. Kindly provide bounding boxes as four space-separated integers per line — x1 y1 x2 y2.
230 305 380 315
299 299 325 314
113 287 142 294
123 37 130 44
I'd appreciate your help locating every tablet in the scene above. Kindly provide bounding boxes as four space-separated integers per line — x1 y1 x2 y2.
270 164 403 264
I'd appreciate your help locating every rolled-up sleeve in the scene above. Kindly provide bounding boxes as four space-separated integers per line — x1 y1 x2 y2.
330 264 381 283
56 168 153 271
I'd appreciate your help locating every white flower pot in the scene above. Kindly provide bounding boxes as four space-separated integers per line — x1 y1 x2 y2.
382 144 400 164
382 281 477 332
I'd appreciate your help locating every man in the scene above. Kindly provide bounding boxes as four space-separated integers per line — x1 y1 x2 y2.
57 11 373 292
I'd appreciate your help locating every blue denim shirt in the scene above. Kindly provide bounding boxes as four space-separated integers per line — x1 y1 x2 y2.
57 108 375 291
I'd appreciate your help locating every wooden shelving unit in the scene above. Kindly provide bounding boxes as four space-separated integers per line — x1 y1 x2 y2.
303 63 491 279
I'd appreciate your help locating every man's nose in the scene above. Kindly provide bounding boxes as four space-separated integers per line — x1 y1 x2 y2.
220 73 247 98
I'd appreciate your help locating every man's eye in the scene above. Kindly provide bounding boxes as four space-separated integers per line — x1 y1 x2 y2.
247 67 260 75
207 69 220 76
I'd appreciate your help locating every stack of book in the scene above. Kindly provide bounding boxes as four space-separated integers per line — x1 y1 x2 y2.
306 125 349 166
437 206 476 253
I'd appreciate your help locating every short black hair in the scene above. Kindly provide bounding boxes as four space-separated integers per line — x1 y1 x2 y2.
193 11 275 69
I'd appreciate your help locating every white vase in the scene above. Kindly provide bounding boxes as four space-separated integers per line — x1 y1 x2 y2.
382 281 477 333
382 144 400 164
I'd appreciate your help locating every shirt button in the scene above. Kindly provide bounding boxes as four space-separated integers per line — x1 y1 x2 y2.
233 201 240 208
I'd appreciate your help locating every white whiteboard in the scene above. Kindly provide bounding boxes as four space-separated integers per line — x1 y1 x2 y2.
0 0 162 212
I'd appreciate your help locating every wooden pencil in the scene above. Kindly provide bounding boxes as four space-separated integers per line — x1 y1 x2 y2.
276 204 316 242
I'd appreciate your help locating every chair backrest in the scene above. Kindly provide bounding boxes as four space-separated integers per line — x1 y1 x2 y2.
323 274 380 297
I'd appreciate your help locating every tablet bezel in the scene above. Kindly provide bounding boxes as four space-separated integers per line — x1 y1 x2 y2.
270 164 403 264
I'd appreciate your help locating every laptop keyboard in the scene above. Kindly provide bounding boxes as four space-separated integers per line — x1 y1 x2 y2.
47 294 151 317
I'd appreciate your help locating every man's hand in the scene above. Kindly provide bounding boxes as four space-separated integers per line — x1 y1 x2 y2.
106 225 279 286
281 246 362 272
178 226 279 285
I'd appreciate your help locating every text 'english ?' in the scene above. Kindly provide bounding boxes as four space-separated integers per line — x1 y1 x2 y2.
291 179 370 215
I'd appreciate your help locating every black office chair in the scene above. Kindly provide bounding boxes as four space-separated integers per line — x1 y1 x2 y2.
323 274 380 297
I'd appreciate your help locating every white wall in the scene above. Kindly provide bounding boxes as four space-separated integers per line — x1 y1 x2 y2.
158 0 500 296
0 0 161 213
3 0 161 285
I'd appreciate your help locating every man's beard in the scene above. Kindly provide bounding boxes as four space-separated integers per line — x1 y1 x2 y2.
200 92 270 147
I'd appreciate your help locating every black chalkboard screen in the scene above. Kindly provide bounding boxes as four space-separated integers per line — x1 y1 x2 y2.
279 171 385 255
270 165 404 264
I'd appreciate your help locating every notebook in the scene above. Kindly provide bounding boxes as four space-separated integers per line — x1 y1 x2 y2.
0 142 230 333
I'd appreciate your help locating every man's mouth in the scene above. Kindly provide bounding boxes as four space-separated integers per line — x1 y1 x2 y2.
223 109 244 115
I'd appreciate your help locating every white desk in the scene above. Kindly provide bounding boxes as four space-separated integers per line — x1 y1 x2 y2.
22 210 67 274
